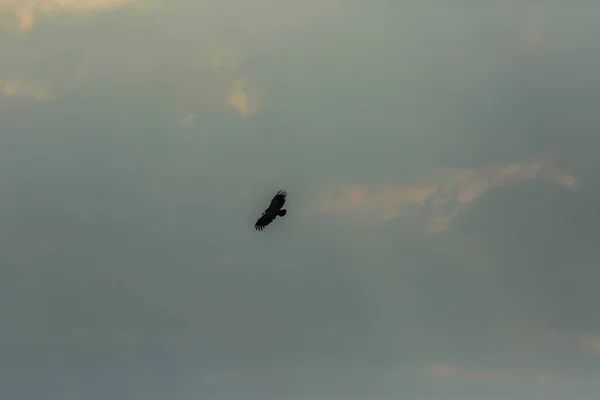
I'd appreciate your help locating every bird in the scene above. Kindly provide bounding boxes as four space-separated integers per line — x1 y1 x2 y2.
254 190 287 231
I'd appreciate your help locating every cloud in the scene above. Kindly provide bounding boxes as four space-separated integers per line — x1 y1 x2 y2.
427 363 561 390
582 336 600 356
1 77 52 100
0 0 141 32
178 113 198 126
547 329 600 356
228 77 258 116
311 153 578 232
429 363 515 381
206 45 260 117
209 45 243 75
519 16 548 52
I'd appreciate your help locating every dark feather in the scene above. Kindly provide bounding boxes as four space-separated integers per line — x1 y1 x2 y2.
254 212 276 230
267 190 287 211
254 190 287 231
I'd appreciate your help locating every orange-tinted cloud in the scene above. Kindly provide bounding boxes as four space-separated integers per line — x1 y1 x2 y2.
207 45 260 117
429 363 515 381
547 328 600 356
311 154 578 232
179 113 198 126
228 77 258 116
582 336 600 356
1 0 141 32
520 17 548 52
1 77 52 100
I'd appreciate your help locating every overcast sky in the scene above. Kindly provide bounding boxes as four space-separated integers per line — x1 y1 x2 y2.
2 1 600 399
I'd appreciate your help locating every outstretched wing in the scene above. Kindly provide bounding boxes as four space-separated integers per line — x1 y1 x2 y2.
254 213 275 231
267 190 287 211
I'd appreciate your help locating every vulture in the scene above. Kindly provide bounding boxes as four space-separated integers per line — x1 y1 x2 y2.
254 190 287 231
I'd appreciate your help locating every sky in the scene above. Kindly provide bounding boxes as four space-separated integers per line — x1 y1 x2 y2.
1 1 600 399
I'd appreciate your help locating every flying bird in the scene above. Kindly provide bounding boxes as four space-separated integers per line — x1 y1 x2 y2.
254 190 287 231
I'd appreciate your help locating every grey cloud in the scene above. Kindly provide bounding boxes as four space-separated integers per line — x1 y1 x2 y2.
2 1 600 399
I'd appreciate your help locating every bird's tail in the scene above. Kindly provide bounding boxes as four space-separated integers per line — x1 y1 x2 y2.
278 209 287 217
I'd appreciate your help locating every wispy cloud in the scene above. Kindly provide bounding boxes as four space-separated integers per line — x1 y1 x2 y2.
228 77 258 116
520 16 548 51
547 329 600 356
178 112 198 126
209 45 243 76
0 0 141 32
1 77 52 100
429 363 515 381
311 153 578 232
427 362 561 390
207 44 260 117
